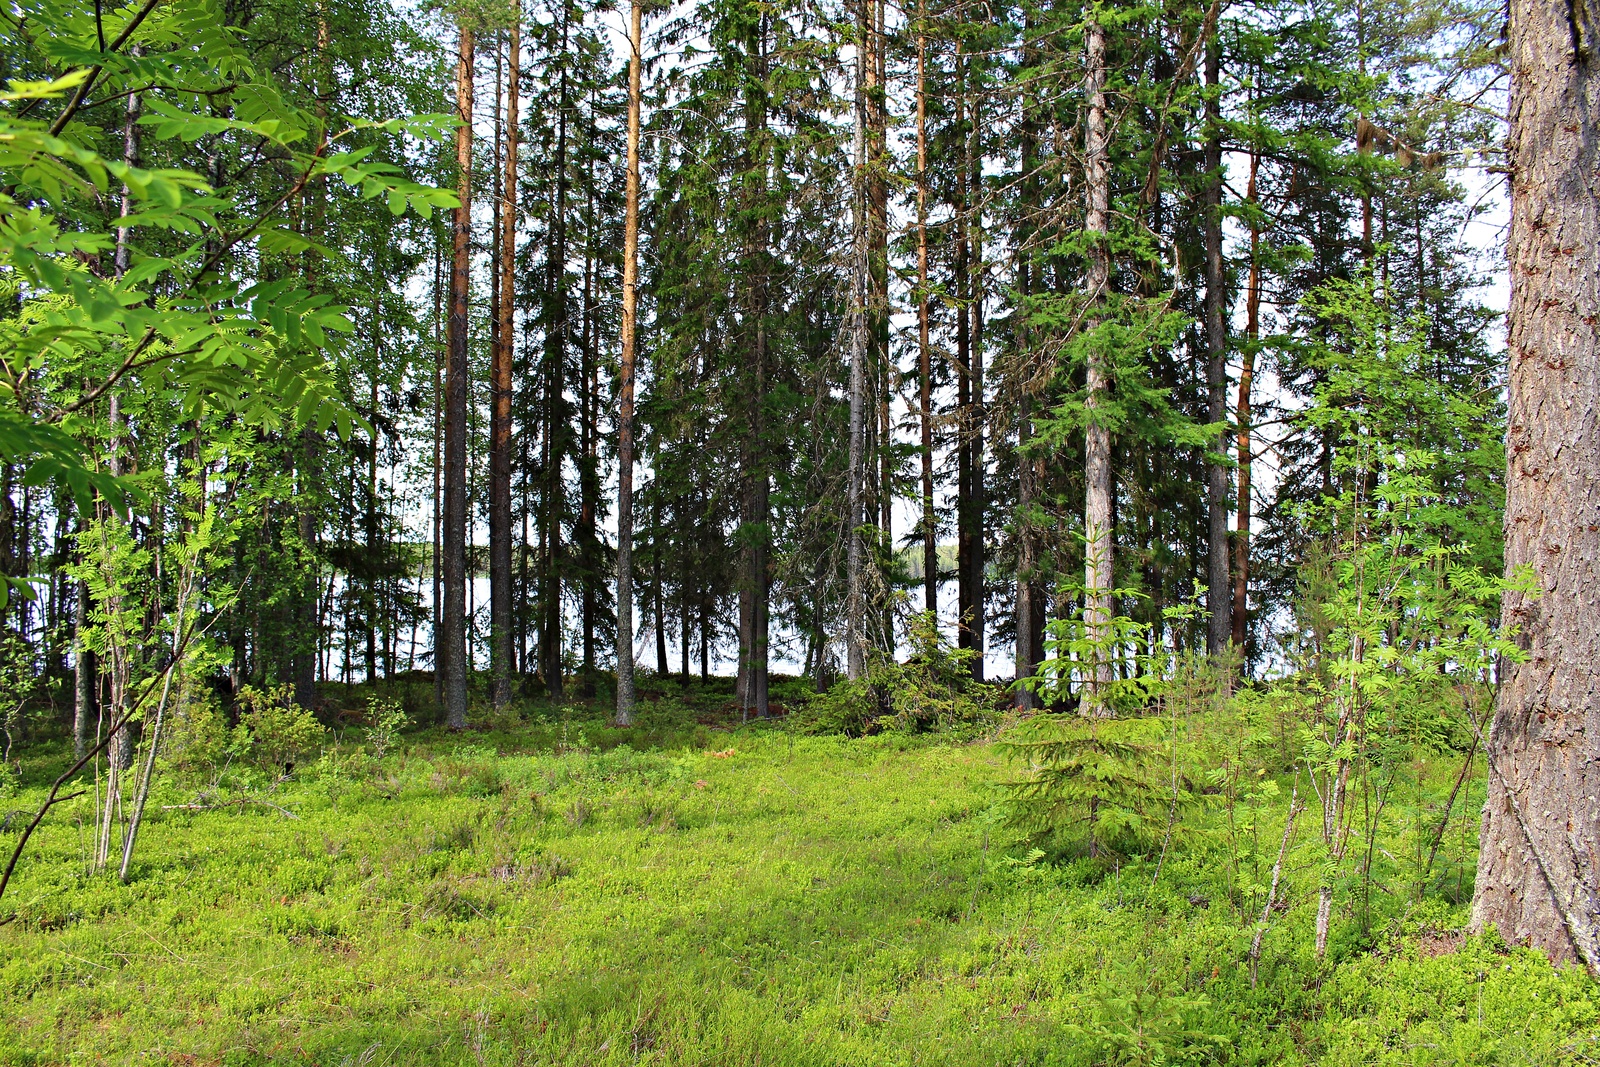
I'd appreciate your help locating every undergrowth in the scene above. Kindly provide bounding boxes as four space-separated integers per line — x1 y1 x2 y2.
0 681 1594 1066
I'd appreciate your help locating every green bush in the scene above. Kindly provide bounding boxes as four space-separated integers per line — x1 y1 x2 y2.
364 693 410 759
232 683 325 772
791 613 996 737
161 685 232 774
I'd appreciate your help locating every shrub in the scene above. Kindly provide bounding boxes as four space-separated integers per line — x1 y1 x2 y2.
364 693 409 759
161 685 232 774
232 683 325 772
791 613 994 736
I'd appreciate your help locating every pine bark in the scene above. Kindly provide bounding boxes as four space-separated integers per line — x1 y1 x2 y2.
915 9 936 622
1471 0 1600 976
441 20 473 730
431 248 443 707
615 0 642 726
490 14 520 709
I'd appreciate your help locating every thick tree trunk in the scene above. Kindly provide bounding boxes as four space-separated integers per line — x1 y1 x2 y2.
615 0 642 726
1083 13 1113 693
1203 34 1232 655
441 21 473 730
490 14 520 710
1471 0 1600 977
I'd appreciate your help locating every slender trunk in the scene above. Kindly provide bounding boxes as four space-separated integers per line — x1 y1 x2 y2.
868 0 891 660
580 127 598 695
490 14 520 709
442 20 474 730
653 500 669 677
1014 389 1038 708
1250 784 1300 986
615 0 643 725
1203 33 1231 655
1083 12 1114 693
915 10 935 622
1470 0 1600 977
120 574 192 882
542 8 572 702
743 19 771 717
1233 151 1258 651
432 247 443 704
954 42 972 652
967 62 986 681
100 60 142 782
1013 37 1041 708
844 0 868 681
366 351 379 683
72 575 93 759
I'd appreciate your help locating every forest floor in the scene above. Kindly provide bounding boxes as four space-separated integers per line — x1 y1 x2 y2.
2 681 1598 1065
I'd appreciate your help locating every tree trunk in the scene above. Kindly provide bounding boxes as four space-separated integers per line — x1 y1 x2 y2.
615 0 642 726
1203 33 1232 656
1015 388 1039 709
490 13 520 710
542 8 572 703
1233 150 1259 651
580 139 598 696
845 0 869 681
915 8 936 622
72 574 93 759
966 64 986 682
954 42 973 655
1471 0 1600 977
432 247 443 706
441 20 474 730
1083 12 1113 694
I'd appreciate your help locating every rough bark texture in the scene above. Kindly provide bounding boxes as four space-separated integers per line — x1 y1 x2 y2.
441 22 473 731
615 0 642 726
1083 14 1113 690
1472 0 1600 974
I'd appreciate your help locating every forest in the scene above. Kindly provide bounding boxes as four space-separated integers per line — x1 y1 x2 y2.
2 0 1599 1057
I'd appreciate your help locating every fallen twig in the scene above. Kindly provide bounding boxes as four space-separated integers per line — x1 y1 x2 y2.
161 796 301 820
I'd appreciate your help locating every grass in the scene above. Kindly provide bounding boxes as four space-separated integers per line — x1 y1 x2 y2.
1 685 1597 1065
